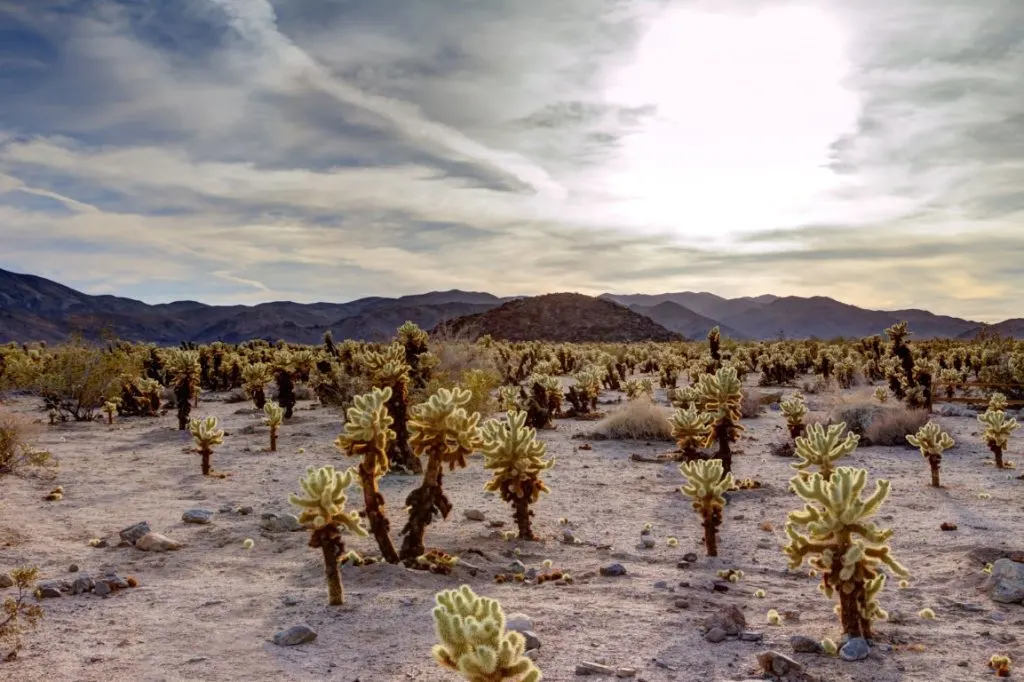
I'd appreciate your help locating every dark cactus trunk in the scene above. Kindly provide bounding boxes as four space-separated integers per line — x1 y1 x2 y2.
386 382 421 474
277 371 296 419
399 458 450 561
269 427 278 452
928 454 941 487
716 421 733 476
311 525 345 605
703 507 721 557
200 447 212 476
992 444 1005 469
359 463 399 564
253 387 266 410
175 381 191 430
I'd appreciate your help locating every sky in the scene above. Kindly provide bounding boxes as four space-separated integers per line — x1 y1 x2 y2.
0 0 1022 321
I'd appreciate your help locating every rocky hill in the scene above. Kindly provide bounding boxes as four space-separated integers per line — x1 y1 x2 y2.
431 293 682 342
627 301 748 340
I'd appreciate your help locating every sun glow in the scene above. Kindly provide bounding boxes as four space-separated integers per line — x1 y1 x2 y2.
599 4 860 242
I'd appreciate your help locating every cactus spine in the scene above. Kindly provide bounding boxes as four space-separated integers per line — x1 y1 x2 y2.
334 386 400 563
480 410 555 540
906 421 955 487
792 422 859 480
783 467 909 639
263 400 284 452
288 465 367 605
678 459 734 557
431 584 541 681
400 387 483 561
188 415 224 476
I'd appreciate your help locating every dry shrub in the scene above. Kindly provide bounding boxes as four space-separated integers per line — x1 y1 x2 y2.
864 405 929 446
423 335 501 416
591 397 673 441
741 389 764 419
0 410 50 475
800 375 830 395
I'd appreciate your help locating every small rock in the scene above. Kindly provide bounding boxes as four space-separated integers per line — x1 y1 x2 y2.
464 509 486 521
521 630 541 651
508 560 527 575
576 661 616 676
0 573 14 589
615 668 637 678
790 635 821 653
705 627 727 643
673 598 690 609
682 552 698 563
506 613 533 633
741 631 764 642
711 580 730 593
653 580 668 590
36 582 63 598
182 509 214 525
135 532 183 552
219 504 234 513
68 564 79 573
562 529 577 544
93 580 112 597
639 536 656 549
71 575 95 595
757 651 803 677
259 513 303 533
237 505 254 516
525 568 538 581
119 521 151 545
840 637 870 662
600 563 627 577
272 624 318 647
704 605 746 636
282 595 300 606
487 520 506 528
988 559 1024 604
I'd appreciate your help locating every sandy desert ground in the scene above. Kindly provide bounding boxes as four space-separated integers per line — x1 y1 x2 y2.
1 381 1022 682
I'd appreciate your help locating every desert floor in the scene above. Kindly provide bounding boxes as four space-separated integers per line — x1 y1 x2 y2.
1 382 1022 682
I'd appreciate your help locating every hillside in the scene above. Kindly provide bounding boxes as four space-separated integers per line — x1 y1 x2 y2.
601 291 777 321
958 318 1024 340
628 301 748 340
432 293 682 342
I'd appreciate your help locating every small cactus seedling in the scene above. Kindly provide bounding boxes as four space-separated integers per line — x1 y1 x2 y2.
784 467 909 639
480 410 555 541
978 409 1019 469
792 422 859 480
989 654 1012 677
431 584 541 682
678 458 734 556
263 400 284 452
906 421 955 487
821 638 838 656
335 386 400 564
696 367 744 476
873 386 889 404
766 609 782 625
288 465 367 605
779 392 808 439
188 416 224 476
400 387 483 562
668 405 711 461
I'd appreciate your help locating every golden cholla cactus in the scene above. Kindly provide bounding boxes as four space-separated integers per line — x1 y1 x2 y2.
263 400 284 452
289 465 367 604
679 458 734 557
669 384 700 409
784 467 908 639
792 422 859 480
360 343 410 386
166 349 201 430
334 386 398 562
873 386 889 404
241 362 273 409
988 392 1008 412
906 420 955 487
359 343 419 473
780 392 808 439
978 409 1019 469
102 398 120 425
697 366 744 475
498 386 524 411
623 377 654 400
400 387 484 562
188 416 224 476
432 584 541 682
668 405 711 461
480 410 555 540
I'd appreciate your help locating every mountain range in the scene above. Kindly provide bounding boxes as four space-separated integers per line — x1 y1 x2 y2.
0 267 1020 344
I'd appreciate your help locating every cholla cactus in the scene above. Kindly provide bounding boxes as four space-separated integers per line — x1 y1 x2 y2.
480 410 555 540
697 366 744 475
432 584 541 682
792 422 859 480
779 392 808 439
784 467 909 639
873 386 889 404
188 416 224 476
567 369 602 415
334 386 399 563
361 343 420 474
241 362 272 410
167 349 201 430
669 384 700 409
623 377 654 401
988 392 1008 412
102 398 120 425
978 409 1019 469
498 386 524 411
263 400 284 452
272 350 297 419
679 459 734 556
667 405 711 461
906 421 955 487
400 387 483 561
288 465 367 605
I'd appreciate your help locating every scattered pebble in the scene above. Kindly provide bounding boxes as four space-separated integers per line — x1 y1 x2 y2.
68 564 79 573
840 637 870 662
600 563 627 577
135 532 183 552
119 521 152 545
576 661 616 676
272 625 318 647
506 613 533 633
182 509 214 525
682 552 698 563
463 509 486 521
790 635 821 653
705 627 727 643
259 513 303 533
757 651 803 677
0 573 14 589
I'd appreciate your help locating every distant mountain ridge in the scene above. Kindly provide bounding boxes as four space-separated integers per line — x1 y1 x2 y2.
0 267 1019 343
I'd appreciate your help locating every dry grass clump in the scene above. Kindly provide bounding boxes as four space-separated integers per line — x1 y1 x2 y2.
0 410 50 475
591 397 673 441
422 335 501 416
740 389 764 419
865 405 930 446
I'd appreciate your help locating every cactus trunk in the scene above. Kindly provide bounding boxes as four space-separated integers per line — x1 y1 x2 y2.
253 387 266 410
175 382 192 430
200 446 212 476
992 444 1005 469
387 384 421 474
703 507 721 557
399 457 451 561
838 584 871 639
788 423 805 440
269 427 278 452
106 413 113 425
928 454 941 487
311 525 345 606
358 463 399 564
715 422 733 476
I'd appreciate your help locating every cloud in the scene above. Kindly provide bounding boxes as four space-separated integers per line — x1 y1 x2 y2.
0 0 1022 322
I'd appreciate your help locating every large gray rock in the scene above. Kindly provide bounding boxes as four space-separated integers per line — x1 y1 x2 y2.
840 637 870 661
119 521 151 545
988 559 1024 604
182 509 214 525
